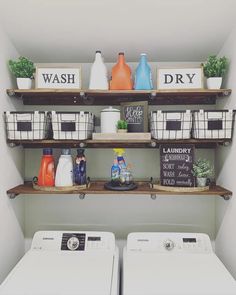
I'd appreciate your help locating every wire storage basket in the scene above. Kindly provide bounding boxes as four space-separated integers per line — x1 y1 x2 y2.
192 110 235 139
5 111 48 140
51 111 94 140
150 110 192 140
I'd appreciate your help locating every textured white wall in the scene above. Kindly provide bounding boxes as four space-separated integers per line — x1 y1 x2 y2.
0 27 25 282
24 62 216 241
215 26 236 278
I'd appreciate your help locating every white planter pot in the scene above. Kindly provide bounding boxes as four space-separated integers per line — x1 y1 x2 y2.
117 129 128 133
206 77 222 89
17 78 32 89
196 177 207 187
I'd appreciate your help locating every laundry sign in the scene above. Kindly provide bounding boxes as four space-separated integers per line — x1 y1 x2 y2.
157 67 203 90
35 63 82 89
160 144 195 187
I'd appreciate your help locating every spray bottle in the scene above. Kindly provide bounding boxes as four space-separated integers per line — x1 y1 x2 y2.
113 148 126 170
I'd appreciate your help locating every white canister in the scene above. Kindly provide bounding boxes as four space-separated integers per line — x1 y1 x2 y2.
101 106 120 133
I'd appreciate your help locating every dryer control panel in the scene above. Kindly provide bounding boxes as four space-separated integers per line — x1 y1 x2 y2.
31 231 115 252
127 232 213 254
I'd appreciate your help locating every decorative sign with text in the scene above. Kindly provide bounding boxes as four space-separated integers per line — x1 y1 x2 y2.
121 101 148 132
157 67 203 90
35 63 81 89
160 144 194 187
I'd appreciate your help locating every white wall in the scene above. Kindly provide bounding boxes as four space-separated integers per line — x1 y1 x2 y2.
23 62 216 242
0 26 25 282
215 26 236 278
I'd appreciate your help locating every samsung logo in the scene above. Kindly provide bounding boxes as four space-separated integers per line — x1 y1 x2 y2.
137 239 149 242
43 237 54 240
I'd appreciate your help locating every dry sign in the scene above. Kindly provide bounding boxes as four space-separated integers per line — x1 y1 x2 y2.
35 63 82 89
157 67 203 90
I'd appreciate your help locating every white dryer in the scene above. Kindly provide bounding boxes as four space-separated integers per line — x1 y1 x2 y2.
0 231 119 295
123 232 236 295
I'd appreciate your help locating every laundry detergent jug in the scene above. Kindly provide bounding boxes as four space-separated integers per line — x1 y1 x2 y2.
38 148 55 187
110 52 133 90
89 50 109 90
55 149 73 187
134 53 153 90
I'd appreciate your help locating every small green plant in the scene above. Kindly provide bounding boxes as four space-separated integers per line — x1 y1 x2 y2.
203 55 228 78
117 120 128 130
8 56 35 78
192 159 213 178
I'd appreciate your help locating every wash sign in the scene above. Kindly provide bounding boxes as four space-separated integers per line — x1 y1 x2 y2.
157 67 203 90
35 64 81 89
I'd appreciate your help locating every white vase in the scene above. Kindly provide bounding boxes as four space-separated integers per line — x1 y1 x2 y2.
17 78 32 89
206 77 222 89
196 177 207 187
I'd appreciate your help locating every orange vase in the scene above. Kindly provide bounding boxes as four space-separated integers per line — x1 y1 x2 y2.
110 52 133 90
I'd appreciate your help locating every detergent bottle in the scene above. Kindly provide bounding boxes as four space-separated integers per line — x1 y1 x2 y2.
110 53 133 90
89 51 109 90
55 149 73 187
111 158 120 181
74 149 87 185
38 148 55 187
134 53 153 90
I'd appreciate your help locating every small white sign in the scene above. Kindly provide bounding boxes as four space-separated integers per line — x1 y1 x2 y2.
157 67 203 90
35 64 81 89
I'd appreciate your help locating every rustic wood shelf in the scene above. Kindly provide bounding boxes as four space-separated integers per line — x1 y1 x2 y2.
6 181 232 200
7 89 231 105
7 138 232 149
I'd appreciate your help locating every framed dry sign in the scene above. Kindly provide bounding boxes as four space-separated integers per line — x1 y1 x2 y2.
35 63 82 89
121 101 148 132
157 67 203 90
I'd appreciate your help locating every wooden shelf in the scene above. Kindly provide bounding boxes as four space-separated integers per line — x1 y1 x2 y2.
7 89 231 105
7 138 232 149
6 181 232 200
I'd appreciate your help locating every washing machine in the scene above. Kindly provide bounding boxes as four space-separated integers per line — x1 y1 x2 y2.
0 231 119 295
123 232 236 295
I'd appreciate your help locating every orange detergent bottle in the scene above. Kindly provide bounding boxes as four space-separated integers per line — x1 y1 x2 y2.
38 148 55 187
110 52 133 90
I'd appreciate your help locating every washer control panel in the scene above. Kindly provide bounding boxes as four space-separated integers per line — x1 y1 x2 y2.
31 231 115 252
127 233 213 254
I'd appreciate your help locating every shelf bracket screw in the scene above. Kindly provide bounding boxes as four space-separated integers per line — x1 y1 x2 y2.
8 193 18 199
150 194 157 200
79 193 86 200
221 194 231 201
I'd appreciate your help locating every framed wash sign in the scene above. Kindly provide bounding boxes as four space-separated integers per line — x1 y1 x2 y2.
157 67 203 90
121 101 148 132
35 63 82 89
160 144 195 187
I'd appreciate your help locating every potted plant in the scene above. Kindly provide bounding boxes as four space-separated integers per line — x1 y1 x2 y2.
192 159 213 187
117 120 128 133
203 55 228 89
8 56 35 89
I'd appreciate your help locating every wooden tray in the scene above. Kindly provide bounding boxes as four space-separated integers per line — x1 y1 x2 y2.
33 183 87 192
153 184 209 193
92 133 151 141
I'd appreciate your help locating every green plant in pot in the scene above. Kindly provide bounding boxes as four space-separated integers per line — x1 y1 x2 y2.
203 55 228 89
8 56 35 89
192 159 213 187
117 120 128 133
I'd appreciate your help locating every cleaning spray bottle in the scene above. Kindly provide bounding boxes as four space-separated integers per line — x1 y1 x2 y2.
113 148 126 169
111 158 120 181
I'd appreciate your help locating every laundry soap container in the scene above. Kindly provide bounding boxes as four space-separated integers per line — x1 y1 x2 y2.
110 52 133 90
55 149 73 187
37 148 55 187
134 53 153 90
101 107 120 133
89 51 109 90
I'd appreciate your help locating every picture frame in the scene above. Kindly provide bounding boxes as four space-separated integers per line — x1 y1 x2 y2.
121 101 148 132
35 63 82 89
157 66 204 90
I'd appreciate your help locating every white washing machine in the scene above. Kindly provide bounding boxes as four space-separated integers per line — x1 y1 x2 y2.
123 232 236 295
0 231 119 295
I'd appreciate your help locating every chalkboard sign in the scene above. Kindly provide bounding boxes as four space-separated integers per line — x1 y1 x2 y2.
121 101 148 132
160 144 194 187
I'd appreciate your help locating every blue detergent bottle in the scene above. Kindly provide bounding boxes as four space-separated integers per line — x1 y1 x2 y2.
134 53 153 90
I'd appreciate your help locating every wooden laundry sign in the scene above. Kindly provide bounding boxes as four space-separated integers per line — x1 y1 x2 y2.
160 144 195 187
157 67 203 90
35 63 82 89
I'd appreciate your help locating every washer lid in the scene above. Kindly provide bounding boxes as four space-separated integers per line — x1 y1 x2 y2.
123 252 236 295
0 250 115 295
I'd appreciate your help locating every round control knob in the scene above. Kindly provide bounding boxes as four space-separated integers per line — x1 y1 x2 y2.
163 239 175 251
67 237 80 251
